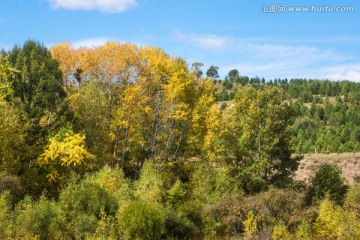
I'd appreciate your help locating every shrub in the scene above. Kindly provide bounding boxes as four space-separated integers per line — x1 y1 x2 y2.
314 197 360 239
0 172 23 205
16 197 65 240
135 161 165 205
163 207 201 239
0 191 12 238
117 201 164 240
308 163 348 205
190 163 238 204
59 180 119 238
344 183 360 218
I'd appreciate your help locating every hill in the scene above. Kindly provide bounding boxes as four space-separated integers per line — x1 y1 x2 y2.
294 152 360 184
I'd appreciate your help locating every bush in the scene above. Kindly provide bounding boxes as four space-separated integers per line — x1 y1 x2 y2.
117 201 164 240
0 172 23 205
344 183 360 218
59 180 119 238
203 194 244 238
308 164 348 205
190 163 238 204
135 161 165 205
314 197 360 239
15 197 65 240
163 207 201 239
0 191 12 238
83 166 133 204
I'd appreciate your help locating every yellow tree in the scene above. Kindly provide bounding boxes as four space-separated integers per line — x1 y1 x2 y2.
187 78 217 157
162 57 196 160
0 56 18 100
112 84 153 167
37 128 93 183
50 42 74 90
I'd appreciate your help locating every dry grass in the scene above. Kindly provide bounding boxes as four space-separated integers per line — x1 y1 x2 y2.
293 152 360 184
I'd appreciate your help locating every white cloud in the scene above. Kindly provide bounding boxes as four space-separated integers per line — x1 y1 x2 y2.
321 64 360 82
47 0 138 13
72 37 112 48
173 31 230 50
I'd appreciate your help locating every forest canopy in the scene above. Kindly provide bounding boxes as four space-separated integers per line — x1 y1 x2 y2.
0 40 359 239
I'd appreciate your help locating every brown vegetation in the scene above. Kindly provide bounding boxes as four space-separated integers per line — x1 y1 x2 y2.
294 152 360 184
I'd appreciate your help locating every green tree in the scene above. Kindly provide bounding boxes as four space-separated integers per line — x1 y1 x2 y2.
222 87 299 192
206 65 219 79
308 164 348 205
228 69 239 83
7 40 73 147
191 62 204 79
0 100 25 173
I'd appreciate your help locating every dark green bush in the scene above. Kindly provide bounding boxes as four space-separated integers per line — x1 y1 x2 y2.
308 163 348 205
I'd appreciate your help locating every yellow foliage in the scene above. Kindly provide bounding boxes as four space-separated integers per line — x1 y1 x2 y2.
314 197 360 239
38 130 92 182
243 211 257 238
0 56 18 100
272 221 292 240
203 104 226 162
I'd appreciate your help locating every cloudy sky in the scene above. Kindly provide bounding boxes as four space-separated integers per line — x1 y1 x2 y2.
1 0 359 81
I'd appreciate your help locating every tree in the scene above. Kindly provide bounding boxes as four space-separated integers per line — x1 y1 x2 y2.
0 100 26 173
206 65 219 79
74 79 113 164
7 40 73 147
37 128 93 183
219 87 299 192
227 69 239 83
191 62 204 79
0 55 17 100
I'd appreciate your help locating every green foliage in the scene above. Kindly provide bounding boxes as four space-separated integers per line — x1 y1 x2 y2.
0 172 23 205
190 162 238 204
83 166 133 205
220 87 299 193
16 197 65 240
73 79 113 164
272 221 292 240
308 163 348 205
203 194 244 238
3 40 360 239
0 191 12 238
59 179 119 239
0 100 26 173
163 206 202 239
206 65 219 79
243 211 257 238
7 40 72 146
0 55 17 100
117 201 164 240
135 161 165 205
294 221 313 240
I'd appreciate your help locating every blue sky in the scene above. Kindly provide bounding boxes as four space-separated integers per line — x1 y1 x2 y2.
1 0 359 81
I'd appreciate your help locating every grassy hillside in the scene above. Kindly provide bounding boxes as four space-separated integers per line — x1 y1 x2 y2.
294 152 360 183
